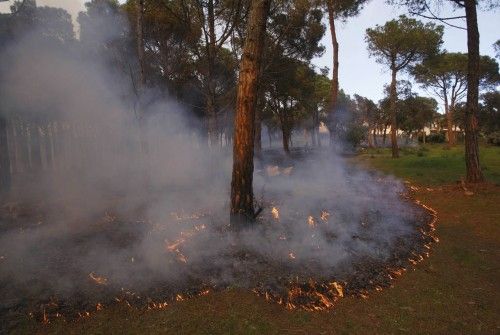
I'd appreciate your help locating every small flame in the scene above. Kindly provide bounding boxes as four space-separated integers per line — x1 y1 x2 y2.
320 211 330 222
89 272 108 285
271 207 280 220
307 216 315 227
288 252 296 259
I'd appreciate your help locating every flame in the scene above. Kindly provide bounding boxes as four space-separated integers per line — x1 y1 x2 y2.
288 252 296 259
330 281 343 297
320 210 330 222
89 272 108 285
307 216 315 227
271 207 280 220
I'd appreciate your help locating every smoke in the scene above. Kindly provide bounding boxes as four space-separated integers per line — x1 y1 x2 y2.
0 5 421 316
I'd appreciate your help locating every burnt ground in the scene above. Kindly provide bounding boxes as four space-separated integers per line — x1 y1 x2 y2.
0 148 437 334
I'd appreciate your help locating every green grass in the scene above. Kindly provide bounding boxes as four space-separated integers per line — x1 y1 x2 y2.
355 144 500 185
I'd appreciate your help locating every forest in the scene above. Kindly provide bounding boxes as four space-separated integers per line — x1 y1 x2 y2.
0 0 499 334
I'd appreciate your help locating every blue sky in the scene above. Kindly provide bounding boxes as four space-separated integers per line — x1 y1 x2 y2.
1 0 499 105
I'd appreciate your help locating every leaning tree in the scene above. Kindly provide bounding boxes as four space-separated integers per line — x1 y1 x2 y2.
365 15 443 158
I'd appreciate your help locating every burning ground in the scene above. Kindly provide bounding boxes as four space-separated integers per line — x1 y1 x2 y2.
0 150 436 332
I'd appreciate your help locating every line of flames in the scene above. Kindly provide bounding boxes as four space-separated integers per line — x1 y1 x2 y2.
34 193 439 322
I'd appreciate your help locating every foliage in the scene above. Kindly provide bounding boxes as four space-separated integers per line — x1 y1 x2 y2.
426 132 446 143
399 95 437 133
479 91 500 134
365 15 443 72
486 131 500 145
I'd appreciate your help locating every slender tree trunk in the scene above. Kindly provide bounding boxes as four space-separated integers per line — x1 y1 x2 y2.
464 0 483 183
281 124 290 154
327 1 339 139
0 117 11 195
382 123 387 145
443 89 454 147
389 66 399 158
136 0 145 88
230 0 271 225
373 128 378 147
205 0 219 146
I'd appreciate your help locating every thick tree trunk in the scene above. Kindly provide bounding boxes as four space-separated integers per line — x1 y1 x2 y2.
464 0 483 183
389 67 399 158
327 1 339 137
0 117 11 195
230 0 270 226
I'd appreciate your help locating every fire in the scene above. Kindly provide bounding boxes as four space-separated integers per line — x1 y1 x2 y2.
288 252 296 259
320 210 330 222
330 281 343 297
271 207 280 220
307 216 315 227
89 272 108 285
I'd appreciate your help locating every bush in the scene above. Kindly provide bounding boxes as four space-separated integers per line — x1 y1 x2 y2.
426 132 446 143
344 124 367 149
487 131 500 146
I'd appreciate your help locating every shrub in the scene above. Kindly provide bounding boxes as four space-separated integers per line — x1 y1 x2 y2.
487 131 500 146
426 132 446 143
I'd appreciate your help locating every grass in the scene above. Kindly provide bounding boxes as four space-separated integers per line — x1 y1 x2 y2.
10 144 500 334
355 144 500 185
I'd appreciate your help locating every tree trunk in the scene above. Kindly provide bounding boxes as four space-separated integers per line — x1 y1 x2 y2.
327 1 339 136
389 66 399 158
230 0 270 226
373 128 377 147
136 0 145 88
464 0 483 183
444 91 456 146
206 0 219 147
382 124 387 145
281 124 290 154
0 117 11 195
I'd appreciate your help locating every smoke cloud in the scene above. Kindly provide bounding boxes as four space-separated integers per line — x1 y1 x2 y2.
0 5 424 322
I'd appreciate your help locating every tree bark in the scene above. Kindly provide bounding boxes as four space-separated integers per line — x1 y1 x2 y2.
136 0 145 88
206 0 219 146
230 0 271 226
389 66 399 158
327 0 339 137
0 117 11 195
443 88 455 146
464 0 483 182
281 123 290 154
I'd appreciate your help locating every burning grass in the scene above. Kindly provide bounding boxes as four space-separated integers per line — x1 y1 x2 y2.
0 194 436 331
0 153 438 332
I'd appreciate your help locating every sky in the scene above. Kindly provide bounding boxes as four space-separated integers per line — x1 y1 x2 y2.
1 0 499 104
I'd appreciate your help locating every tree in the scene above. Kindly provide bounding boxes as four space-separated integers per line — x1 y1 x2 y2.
494 39 500 59
391 0 500 181
399 95 437 141
230 0 271 226
412 52 499 145
354 95 379 147
478 91 500 134
258 0 326 153
365 15 443 158
0 0 75 195
323 0 368 138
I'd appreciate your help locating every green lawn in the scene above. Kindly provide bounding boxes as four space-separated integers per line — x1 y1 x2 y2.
356 144 500 185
